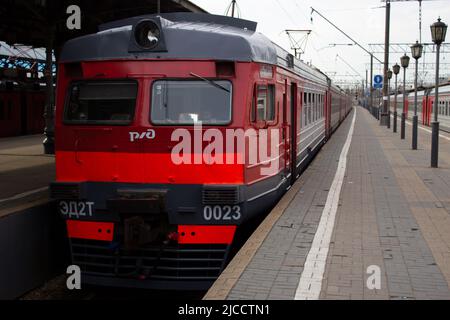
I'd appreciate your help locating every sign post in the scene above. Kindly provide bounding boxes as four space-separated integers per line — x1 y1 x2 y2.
373 75 383 119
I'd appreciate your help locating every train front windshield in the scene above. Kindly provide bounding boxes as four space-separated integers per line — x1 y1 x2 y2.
151 80 232 125
64 81 138 125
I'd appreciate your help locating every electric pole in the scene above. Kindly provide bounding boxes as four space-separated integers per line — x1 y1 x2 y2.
381 0 391 126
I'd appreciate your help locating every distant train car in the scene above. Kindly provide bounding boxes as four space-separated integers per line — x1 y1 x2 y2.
0 89 21 137
0 83 46 138
50 13 352 290
390 83 450 131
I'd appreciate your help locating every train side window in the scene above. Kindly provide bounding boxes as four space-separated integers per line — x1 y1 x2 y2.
321 94 324 118
446 101 449 116
317 94 320 120
308 93 312 124
312 94 316 122
318 94 321 119
317 94 319 120
253 84 275 122
257 86 266 120
319 94 322 119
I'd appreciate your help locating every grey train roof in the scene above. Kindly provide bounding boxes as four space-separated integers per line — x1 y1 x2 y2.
60 13 331 88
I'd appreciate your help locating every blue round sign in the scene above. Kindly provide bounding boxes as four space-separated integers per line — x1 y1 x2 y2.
374 75 383 84
373 75 383 89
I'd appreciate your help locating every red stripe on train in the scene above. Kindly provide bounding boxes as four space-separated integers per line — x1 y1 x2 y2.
56 151 244 184
66 220 114 242
177 225 236 244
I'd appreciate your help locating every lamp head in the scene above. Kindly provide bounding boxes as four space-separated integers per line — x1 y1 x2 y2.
400 54 410 69
393 63 400 75
431 17 447 45
387 69 393 80
411 41 423 60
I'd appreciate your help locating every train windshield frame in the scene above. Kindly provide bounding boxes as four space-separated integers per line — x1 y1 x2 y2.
150 79 233 126
63 80 138 125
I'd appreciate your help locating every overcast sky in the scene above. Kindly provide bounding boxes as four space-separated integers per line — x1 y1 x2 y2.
191 0 450 87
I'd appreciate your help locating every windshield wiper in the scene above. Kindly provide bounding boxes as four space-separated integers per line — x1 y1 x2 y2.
189 72 230 93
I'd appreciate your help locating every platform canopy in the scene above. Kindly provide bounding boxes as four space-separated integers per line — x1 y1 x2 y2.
0 0 207 49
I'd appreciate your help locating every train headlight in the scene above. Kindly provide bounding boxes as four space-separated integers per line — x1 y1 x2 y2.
134 20 161 50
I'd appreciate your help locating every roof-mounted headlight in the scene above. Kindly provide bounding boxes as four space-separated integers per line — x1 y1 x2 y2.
134 20 161 49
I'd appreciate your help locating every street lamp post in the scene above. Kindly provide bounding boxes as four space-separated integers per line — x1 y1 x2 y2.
393 63 400 133
387 69 393 129
411 41 423 150
430 17 447 168
400 54 410 140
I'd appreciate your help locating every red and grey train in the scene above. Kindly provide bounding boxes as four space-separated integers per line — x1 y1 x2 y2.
390 83 450 131
50 13 351 290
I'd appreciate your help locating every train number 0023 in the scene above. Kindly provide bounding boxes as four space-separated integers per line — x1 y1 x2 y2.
203 205 241 221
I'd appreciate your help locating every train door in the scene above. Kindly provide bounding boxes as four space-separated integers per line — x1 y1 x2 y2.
290 83 297 184
282 80 297 185
325 90 331 138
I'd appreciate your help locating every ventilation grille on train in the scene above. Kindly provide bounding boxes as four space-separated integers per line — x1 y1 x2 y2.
202 186 239 205
49 183 80 200
70 239 229 281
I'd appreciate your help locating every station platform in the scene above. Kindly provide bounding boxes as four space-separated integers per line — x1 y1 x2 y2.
0 134 54 211
0 135 64 300
204 106 450 300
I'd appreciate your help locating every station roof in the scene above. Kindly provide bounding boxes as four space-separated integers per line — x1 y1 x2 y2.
0 0 207 49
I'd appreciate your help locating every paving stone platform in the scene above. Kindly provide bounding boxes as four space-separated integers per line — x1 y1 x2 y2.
204 106 450 300
0 134 54 206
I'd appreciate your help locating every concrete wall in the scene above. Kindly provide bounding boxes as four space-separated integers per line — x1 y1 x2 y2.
0 200 69 299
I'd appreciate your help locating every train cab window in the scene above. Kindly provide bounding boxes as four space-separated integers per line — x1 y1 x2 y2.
152 80 232 125
252 84 275 122
64 81 137 125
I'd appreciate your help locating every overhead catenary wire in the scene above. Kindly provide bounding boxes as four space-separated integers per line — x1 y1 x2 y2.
310 7 383 64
